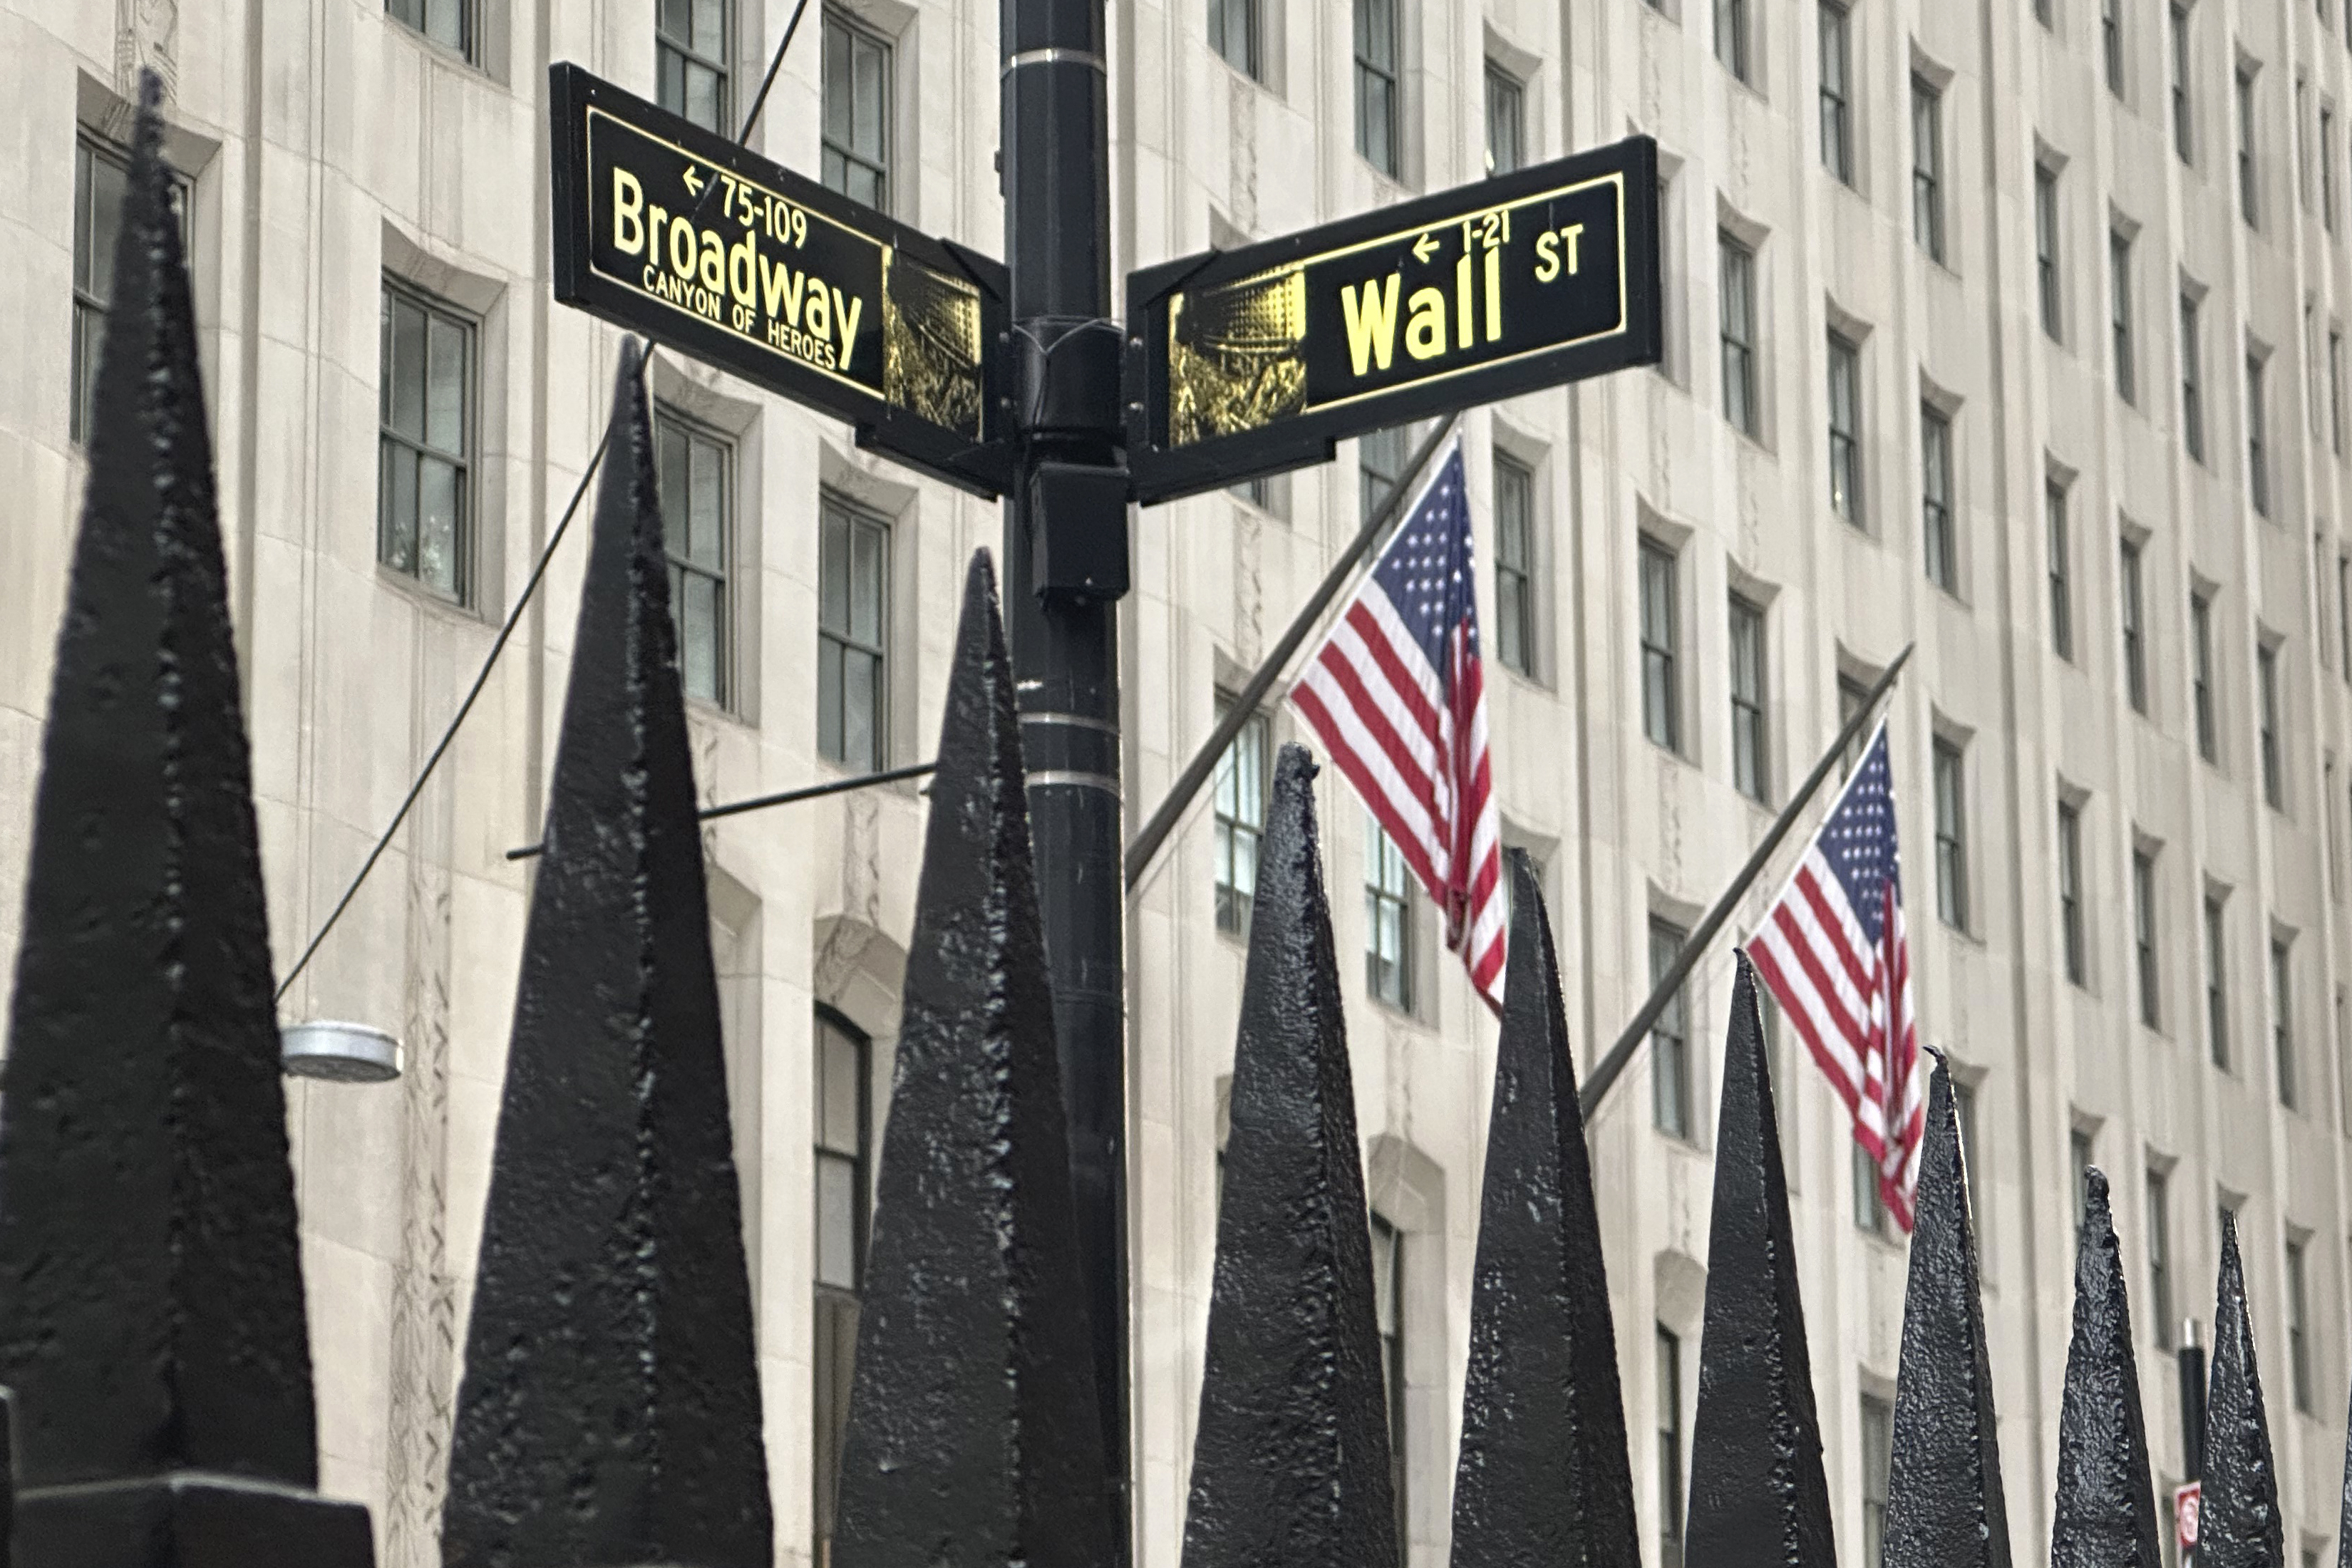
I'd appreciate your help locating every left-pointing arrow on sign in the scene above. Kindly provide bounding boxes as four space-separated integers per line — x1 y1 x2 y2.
1412 231 1439 264
683 164 703 195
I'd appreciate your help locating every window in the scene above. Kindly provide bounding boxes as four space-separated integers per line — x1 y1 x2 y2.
2135 850 2161 1027
2120 539 2147 712
1361 424 1411 522
2048 483 2075 659
1366 817 1415 1009
1922 406 1956 592
1485 63 1525 175
378 282 474 602
1912 78 1945 262
2285 1239 2312 1410
2247 354 2272 517
2192 592 2218 760
2036 166 2063 340
2341 557 2352 676
2058 801 2088 986
2146 1172 2175 1348
387 0 471 58
2071 1128 2093 1232
1494 454 1537 676
2300 82 2314 207
1860 1393 1893 1568
1839 674 1871 778
1730 595 1769 804
2172 4 2194 160
1716 0 1751 82
1651 919 1693 1139
2181 293 2207 462
1658 1327 1686 1568
1720 233 1759 436
1828 333 1864 525
1354 0 1401 177
2273 935 2297 1108
813 1010 871 1568
2207 893 2231 1068
71 136 190 447
821 10 892 211
2103 0 2125 94
1640 540 1681 751
818 492 890 771
2110 230 2136 403
1369 1213 1408 1543
1934 738 1969 929
2239 67 2261 227
1209 0 1263 81
1820 3 1855 185
652 409 733 707
2331 330 2346 455
2324 108 2340 229
657 0 733 134
1952 1077 1981 1220
2258 643 2283 807
1212 697 1269 936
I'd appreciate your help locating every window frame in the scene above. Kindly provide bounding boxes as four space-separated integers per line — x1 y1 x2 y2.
652 403 736 710
1650 917 1694 1140
1353 0 1403 178
820 7 895 212
812 1007 873 1567
1365 816 1417 1011
1827 331 1864 526
2273 934 2299 1108
2192 592 2219 761
2182 292 2207 462
1729 594 1770 805
2239 66 2262 227
2285 1237 2313 1410
2207 892 2232 1069
1719 231 1760 437
2110 229 2137 403
1493 451 1537 677
1715 0 1752 83
2135 848 2162 1028
386 0 476 61
2171 2 2195 161
2147 1170 2175 1348
1640 538 1682 753
1933 737 1969 931
1921 404 1956 592
657 0 736 135
1860 1392 1894 1568
1657 1326 1686 1568
2258 641 2284 808
2058 800 2088 986
817 489 893 772
2120 538 2148 713
1484 60 1526 176
2048 481 2075 659
1912 76 1945 262
2036 165 2063 341
1209 0 1264 82
2247 352 2272 516
377 277 478 604
2103 0 2126 95
1212 695 1272 937
1368 1212 1408 1544
1820 1 1855 185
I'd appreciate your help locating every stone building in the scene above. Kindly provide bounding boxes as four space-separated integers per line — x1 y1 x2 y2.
0 0 2347 1564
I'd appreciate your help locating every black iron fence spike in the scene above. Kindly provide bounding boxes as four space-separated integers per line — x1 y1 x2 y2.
1181 742 1397 1568
0 69 373 1566
442 344 770 1568
2199 1214 2284 1568
829 549 1115 1568
1882 1063 2011 1568
2051 1168 2162 1568
1684 951 1837 1568
1448 850 1639 1568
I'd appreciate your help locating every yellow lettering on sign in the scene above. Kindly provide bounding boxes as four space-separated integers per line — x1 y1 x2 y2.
698 229 726 292
1455 254 1474 349
1405 287 1447 361
1341 274 1402 376
1534 232 1558 282
1559 222 1584 274
669 216 697 281
1485 246 1502 342
834 287 863 370
806 284 832 343
728 231 758 308
613 168 645 255
761 256 803 324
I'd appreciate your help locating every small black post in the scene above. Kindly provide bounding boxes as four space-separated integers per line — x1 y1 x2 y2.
2181 1321 2207 1568
1001 0 1131 1547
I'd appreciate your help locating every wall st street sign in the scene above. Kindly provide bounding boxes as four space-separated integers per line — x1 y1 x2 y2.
550 64 1012 494
1125 136 1662 503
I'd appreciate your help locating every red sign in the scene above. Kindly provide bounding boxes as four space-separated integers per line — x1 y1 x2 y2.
2175 1482 2202 1552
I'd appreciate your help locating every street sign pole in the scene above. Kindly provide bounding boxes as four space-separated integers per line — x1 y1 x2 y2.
1001 0 1132 1556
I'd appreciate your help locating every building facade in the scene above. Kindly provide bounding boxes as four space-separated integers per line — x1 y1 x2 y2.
1 0 2348 1564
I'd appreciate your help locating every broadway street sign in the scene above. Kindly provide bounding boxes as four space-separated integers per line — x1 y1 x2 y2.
1124 136 1661 503
550 64 1011 494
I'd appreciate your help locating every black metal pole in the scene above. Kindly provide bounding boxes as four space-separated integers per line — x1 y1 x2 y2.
1577 643 1913 1120
1001 0 1130 1554
2179 1321 2207 1568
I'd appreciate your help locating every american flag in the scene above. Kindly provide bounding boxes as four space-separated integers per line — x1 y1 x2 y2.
1745 720 1924 1230
1290 443 1505 1011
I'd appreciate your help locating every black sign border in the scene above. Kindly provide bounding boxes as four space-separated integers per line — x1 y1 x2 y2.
550 63 1014 497
1123 135 1662 505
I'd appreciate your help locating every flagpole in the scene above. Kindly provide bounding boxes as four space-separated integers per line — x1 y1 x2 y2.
1122 416 1461 894
1577 642 1914 1120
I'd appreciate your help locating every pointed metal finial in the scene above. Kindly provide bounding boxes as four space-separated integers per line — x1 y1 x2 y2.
441 344 770 1568
1684 951 1837 1568
0 71 372 1566
1181 743 1397 1568
2199 1214 2284 1568
2050 1168 2162 1568
828 550 1115 1568
1882 1061 2011 1568
1449 852 1638 1568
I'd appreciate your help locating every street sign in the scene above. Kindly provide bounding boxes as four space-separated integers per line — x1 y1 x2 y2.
549 64 1012 495
1123 135 1661 503
2175 1481 2201 1554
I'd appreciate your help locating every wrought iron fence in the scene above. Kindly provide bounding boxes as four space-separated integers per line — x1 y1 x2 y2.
0 77 2312 1568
